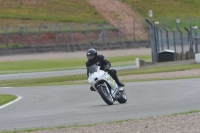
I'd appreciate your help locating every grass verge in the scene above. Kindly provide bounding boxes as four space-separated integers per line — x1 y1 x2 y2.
2 75 200 87
122 76 200 83
170 110 200 116
0 63 200 87
0 0 104 24
0 74 87 87
123 0 200 29
0 55 151 74
0 94 17 106
118 63 200 76
1 110 199 133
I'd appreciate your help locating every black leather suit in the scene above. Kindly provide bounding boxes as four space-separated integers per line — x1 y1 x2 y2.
86 54 122 86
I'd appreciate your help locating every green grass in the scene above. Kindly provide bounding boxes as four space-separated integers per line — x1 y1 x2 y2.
1 109 199 133
170 110 200 116
0 74 87 87
0 44 24 49
0 26 117 35
0 58 86 74
1 0 199 31
1 75 199 87
1 63 200 87
0 0 104 24
123 76 200 83
117 63 200 76
123 0 200 29
0 94 17 106
0 55 151 74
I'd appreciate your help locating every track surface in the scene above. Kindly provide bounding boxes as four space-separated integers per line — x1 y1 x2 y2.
0 78 200 131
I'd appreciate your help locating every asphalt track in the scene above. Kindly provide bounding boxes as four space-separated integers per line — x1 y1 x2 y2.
0 65 137 80
0 78 200 131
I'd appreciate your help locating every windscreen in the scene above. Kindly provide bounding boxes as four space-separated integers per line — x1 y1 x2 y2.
88 64 98 74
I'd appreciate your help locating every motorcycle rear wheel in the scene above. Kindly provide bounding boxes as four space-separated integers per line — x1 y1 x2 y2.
117 90 127 104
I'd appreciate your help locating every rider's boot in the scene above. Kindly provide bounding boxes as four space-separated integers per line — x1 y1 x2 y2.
90 86 95 91
114 77 125 87
108 69 125 88
114 77 125 92
117 81 125 87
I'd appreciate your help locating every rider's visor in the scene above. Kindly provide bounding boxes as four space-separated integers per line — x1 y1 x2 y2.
87 54 95 60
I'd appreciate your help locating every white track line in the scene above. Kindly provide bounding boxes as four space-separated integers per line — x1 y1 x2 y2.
0 95 22 109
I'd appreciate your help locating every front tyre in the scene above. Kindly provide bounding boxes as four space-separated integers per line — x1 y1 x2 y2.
97 85 114 105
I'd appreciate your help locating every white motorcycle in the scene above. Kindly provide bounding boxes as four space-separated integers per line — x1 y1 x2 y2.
88 64 127 105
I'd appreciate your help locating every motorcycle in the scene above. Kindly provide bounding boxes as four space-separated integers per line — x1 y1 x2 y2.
88 64 127 105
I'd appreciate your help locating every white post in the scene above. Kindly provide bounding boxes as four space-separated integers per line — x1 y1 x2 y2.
195 53 200 63
136 58 140 68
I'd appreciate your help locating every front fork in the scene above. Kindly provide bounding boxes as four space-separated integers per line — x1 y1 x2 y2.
103 82 118 99
94 81 119 99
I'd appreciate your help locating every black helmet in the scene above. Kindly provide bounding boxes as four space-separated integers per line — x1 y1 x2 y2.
86 48 97 62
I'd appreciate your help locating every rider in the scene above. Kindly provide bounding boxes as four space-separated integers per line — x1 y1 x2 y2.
86 48 125 91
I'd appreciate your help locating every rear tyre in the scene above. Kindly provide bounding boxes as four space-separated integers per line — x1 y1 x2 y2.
97 85 114 105
117 90 127 104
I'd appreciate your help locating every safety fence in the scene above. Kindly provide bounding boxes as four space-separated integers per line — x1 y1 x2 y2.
146 17 200 63
0 20 150 51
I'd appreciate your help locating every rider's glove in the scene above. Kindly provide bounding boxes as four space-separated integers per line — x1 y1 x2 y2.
104 63 110 72
104 68 109 72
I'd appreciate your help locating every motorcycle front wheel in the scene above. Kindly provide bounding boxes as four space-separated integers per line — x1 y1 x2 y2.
97 85 114 105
